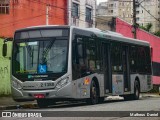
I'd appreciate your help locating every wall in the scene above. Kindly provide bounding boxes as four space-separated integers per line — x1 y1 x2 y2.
0 38 12 95
0 0 67 37
116 18 160 85
69 0 96 28
96 16 116 31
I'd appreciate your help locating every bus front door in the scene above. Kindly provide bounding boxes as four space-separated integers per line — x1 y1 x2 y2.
102 43 112 93
122 46 130 92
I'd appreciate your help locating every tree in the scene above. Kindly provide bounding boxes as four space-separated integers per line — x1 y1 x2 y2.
140 23 152 32
154 31 160 37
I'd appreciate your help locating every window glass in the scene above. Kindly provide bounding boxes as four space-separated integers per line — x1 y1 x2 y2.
13 38 68 74
145 47 151 74
130 46 138 73
72 35 97 79
86 38 96 71
72 3 79 17
111 42 122 73
86 7 92 22
137 46 146 73
0 4 9 14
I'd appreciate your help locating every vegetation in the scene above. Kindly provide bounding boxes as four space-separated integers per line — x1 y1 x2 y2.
139 23 160 37
148 85 159 93
139 23 152 32
154 31 160 37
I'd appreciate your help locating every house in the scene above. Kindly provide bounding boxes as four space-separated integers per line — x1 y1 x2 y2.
0 0 96 37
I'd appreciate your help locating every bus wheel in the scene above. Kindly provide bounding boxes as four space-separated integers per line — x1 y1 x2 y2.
123 81 140 101
86 80 98 105
37 99 54 108
133 80 140 100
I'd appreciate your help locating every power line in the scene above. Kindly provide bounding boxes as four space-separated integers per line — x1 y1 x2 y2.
0 0 110 28
0 14 45 30
139 4 160 22
0 5 98 30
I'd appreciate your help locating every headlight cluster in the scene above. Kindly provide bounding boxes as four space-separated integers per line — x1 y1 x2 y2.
12 80 22 90
56 77 69 89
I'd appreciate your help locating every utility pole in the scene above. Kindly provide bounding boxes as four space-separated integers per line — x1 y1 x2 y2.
133 0 137 39
46 4 49 25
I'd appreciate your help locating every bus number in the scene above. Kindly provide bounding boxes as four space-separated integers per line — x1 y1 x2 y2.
41 83 54 87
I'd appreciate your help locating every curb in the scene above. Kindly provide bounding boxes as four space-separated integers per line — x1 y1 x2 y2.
0 104 37 110
141 94 160 98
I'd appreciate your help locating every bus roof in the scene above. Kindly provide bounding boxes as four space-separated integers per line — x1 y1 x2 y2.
15 25 150 46
71 26 150 46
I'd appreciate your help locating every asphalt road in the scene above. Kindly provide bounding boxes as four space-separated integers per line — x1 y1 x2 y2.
1 97 160 120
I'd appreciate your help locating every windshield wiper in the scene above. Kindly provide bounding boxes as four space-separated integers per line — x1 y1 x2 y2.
41 39 55 64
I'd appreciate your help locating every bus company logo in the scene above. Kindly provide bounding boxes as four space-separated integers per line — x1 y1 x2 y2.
2 112 11 117
28 75 33 79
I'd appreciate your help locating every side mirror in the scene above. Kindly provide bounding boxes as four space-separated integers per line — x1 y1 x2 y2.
2 39 8 57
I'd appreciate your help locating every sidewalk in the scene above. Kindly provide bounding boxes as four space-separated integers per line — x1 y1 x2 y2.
141 93 160 98
0 93 159 110
0 96 37 110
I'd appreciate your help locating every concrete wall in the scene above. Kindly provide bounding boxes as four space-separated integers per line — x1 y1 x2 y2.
0 39 12 95
96 16 116 31
0 0 67 37
69 0 96 28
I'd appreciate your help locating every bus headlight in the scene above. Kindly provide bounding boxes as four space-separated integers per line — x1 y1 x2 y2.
12 80 22 90
56 77 69 89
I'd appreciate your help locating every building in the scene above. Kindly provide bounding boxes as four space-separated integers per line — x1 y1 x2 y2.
136 0 160 32
118 0 133 24
0 0 96 37
96 0 119 31
107 0 119 16
97 0 160 32
69 0 96 28
96 16 116 31
119 0 160 33
0 0 68 37
96 0 119 16
96 2 108 16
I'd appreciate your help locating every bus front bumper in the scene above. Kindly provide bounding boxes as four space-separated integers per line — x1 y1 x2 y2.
11 82 72 102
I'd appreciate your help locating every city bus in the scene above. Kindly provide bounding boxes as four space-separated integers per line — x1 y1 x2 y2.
4 25 152 108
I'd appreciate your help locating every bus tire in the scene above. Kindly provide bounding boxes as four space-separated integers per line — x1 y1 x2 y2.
37 99 54 108
123 80 140 101
86 80 98 105
133 80 140 100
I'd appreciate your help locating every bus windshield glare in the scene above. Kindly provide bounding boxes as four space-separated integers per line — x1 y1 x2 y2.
12 38 68 75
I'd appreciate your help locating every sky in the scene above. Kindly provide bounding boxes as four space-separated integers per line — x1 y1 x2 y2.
97 0 108 5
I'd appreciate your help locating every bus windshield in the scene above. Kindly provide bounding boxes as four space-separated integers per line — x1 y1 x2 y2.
12 38 68 75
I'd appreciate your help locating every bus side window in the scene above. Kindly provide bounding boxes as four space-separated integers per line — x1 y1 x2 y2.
111 42 122 73
130 46 137 73
145 47 152 74
85 38 97 72
137 47 146 73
